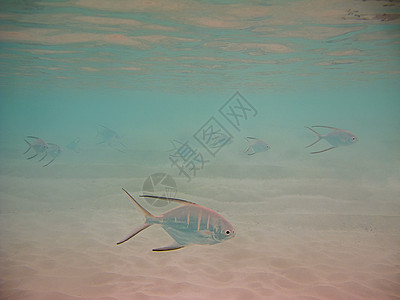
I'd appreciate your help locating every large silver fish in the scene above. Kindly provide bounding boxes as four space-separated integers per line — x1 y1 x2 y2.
117 189 236 252
305 125 358 154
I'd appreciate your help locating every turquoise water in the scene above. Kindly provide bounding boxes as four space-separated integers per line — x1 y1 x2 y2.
1 1 400 299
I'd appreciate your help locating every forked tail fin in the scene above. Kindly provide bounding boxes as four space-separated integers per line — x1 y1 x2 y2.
117 188 156 246
122 188 155 219
305 126 322 148
117 223 152 245
23 139 32 154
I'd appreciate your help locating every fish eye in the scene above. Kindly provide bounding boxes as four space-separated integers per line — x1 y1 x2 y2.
352 137 356 141
225 230 231 235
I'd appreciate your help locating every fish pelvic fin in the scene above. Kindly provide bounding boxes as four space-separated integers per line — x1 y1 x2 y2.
305 126 322 148
122 188 156 219
116 223 152 245
152 242 184 252
42 158 55 167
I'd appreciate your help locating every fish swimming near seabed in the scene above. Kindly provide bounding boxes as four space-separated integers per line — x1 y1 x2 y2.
244 137 270 155
305 125 358 154
117 189 236 251
24 136 48 160
66 137 80 153
41 143 62 167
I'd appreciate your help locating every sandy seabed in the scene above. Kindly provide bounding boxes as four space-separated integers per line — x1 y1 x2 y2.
0 166 399 300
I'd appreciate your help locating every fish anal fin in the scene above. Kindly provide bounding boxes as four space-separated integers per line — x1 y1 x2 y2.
311 146 336 154
152 243 184 252
42 158 55 167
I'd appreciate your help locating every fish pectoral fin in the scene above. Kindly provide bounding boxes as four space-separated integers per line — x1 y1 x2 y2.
152 243 184 252
310 146 336 154
199 230 212 237
117 223 152 245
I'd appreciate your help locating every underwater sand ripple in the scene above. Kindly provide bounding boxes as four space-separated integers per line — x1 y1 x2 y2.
1 173 399 299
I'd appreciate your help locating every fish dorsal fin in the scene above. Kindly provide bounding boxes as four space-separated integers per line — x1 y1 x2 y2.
140 195 196 206
312 125 339 130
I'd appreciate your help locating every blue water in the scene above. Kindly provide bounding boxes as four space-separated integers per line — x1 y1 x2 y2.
0 1 399 299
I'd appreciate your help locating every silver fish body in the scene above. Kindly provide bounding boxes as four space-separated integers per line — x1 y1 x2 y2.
305 126 357 154
323 130 357 147
244 136 270 155
154 205 234 246
117 189 235 251
42 143 62 167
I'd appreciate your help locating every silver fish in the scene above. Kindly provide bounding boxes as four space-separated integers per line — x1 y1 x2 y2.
244 136 270 155
305 125 358 154
41 143 62 167
66 137 80 153
24 136 48 160
117 189 236 252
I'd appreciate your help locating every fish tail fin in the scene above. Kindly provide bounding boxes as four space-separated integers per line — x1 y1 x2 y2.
23 139 32 154
305 126 322 148
122 188 156 220
117 189 157 246
117 223 152 245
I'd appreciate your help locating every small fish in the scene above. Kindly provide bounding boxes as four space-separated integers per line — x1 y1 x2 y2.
66 137 80 153
244 137 270 155
24 136 48 160
305 125 357 154
42 143 62 167
117 189 236 252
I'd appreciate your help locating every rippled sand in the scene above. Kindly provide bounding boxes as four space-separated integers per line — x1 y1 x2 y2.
0 171 399 300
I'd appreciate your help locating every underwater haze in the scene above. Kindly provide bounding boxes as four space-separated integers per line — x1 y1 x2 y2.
1 0 400 299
